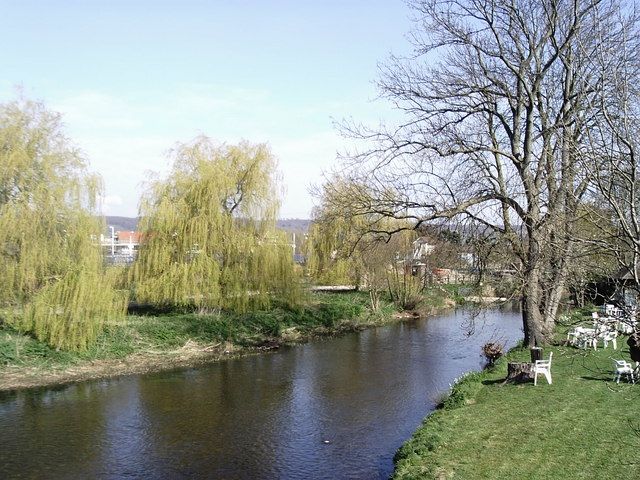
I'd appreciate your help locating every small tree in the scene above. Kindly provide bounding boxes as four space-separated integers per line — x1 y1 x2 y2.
131 137 300 312
0 98 126 350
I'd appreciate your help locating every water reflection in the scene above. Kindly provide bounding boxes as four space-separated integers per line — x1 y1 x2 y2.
0 307 522 479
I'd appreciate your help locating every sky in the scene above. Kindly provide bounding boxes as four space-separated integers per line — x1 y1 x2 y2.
0 0 413 218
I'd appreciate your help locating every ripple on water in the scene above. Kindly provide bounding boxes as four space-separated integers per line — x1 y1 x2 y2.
0 307 522 479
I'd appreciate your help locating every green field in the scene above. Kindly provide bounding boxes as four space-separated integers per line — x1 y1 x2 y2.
394 324 640 479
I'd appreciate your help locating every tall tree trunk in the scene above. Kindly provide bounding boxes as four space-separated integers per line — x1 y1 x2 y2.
521 296 530 346
523 249 547 347
542 258 570 337
522 289 546 347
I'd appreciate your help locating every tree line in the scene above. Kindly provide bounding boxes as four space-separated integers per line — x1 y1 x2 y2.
0 99 300 350
4 0 640 351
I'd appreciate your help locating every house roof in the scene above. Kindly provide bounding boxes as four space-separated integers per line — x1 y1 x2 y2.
116 231 143 243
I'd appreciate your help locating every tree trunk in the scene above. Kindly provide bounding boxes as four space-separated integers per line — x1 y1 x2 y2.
522 290 545 347
522 250 560 346
543 271 566 335
522 229 547 347
628 334 640 363
521 296 530 346
369 288 380 312
542 230 573 336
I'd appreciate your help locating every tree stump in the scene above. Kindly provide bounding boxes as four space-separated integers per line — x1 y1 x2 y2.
503 362 533 384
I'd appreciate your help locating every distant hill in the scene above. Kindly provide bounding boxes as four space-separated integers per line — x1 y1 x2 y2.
105 216 139 232
277 219 311 232
105 216 311 233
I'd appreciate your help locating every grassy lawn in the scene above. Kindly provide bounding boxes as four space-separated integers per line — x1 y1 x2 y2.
394 328 640 479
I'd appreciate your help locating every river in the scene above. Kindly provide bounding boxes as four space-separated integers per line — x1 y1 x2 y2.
0 305 522 479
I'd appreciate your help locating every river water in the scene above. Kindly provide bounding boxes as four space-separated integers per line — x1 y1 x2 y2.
0 306 522 479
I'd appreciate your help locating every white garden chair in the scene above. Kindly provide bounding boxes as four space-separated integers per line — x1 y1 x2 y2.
599 329 618 349
573 327 597 350
533 352 553 386
566 329 581 346
613 360 635 384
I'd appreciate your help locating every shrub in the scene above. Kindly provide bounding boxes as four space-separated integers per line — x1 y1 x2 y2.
482 342 504 365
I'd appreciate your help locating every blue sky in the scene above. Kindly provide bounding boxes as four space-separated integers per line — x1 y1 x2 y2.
0 0 412 218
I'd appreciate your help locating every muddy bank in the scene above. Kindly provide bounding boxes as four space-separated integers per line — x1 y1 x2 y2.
2 341 242 392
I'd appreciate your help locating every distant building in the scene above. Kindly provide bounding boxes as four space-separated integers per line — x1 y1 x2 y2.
101 229 141 265
116 231 143 245
412 237 435 258
404 236 474 284
404 237 435 278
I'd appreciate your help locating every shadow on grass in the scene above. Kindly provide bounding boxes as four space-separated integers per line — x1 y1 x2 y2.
580 375 611 382
481 378 506 386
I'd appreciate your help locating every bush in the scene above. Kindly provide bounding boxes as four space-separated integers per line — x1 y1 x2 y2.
482 342 504 365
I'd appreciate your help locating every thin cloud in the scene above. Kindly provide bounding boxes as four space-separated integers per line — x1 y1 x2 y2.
25 88 375 218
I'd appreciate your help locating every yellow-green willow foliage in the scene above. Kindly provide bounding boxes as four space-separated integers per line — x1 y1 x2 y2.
306 176 418 291
305 215 364 286
306 178 374 285
131 137 300 312
0 99 127 350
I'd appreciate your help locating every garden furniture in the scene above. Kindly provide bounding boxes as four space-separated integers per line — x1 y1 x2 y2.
613 360 635 384
533 352 553 386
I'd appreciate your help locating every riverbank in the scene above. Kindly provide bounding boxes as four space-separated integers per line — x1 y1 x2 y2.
0 290 456 392
393 319 640 479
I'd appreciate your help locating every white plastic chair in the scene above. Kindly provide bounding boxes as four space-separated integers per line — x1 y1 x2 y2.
613 360 635 384
566 329 580 346
533 352 553 386
599 329 618 349
574 327 597 350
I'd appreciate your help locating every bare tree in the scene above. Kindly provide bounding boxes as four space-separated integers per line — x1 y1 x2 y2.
329 0 639 345
578 5 640 356
581 8 640 292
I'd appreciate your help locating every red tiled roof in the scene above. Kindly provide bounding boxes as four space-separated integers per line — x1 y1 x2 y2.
116 231 143 243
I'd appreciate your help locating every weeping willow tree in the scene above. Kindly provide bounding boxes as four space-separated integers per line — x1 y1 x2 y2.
131 137 300 312
0 98 127 350
307 176 420 309
305 216 363 286
306 178 368 286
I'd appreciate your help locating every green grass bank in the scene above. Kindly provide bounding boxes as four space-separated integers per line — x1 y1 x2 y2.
393 317 640 479
0 289 456 391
